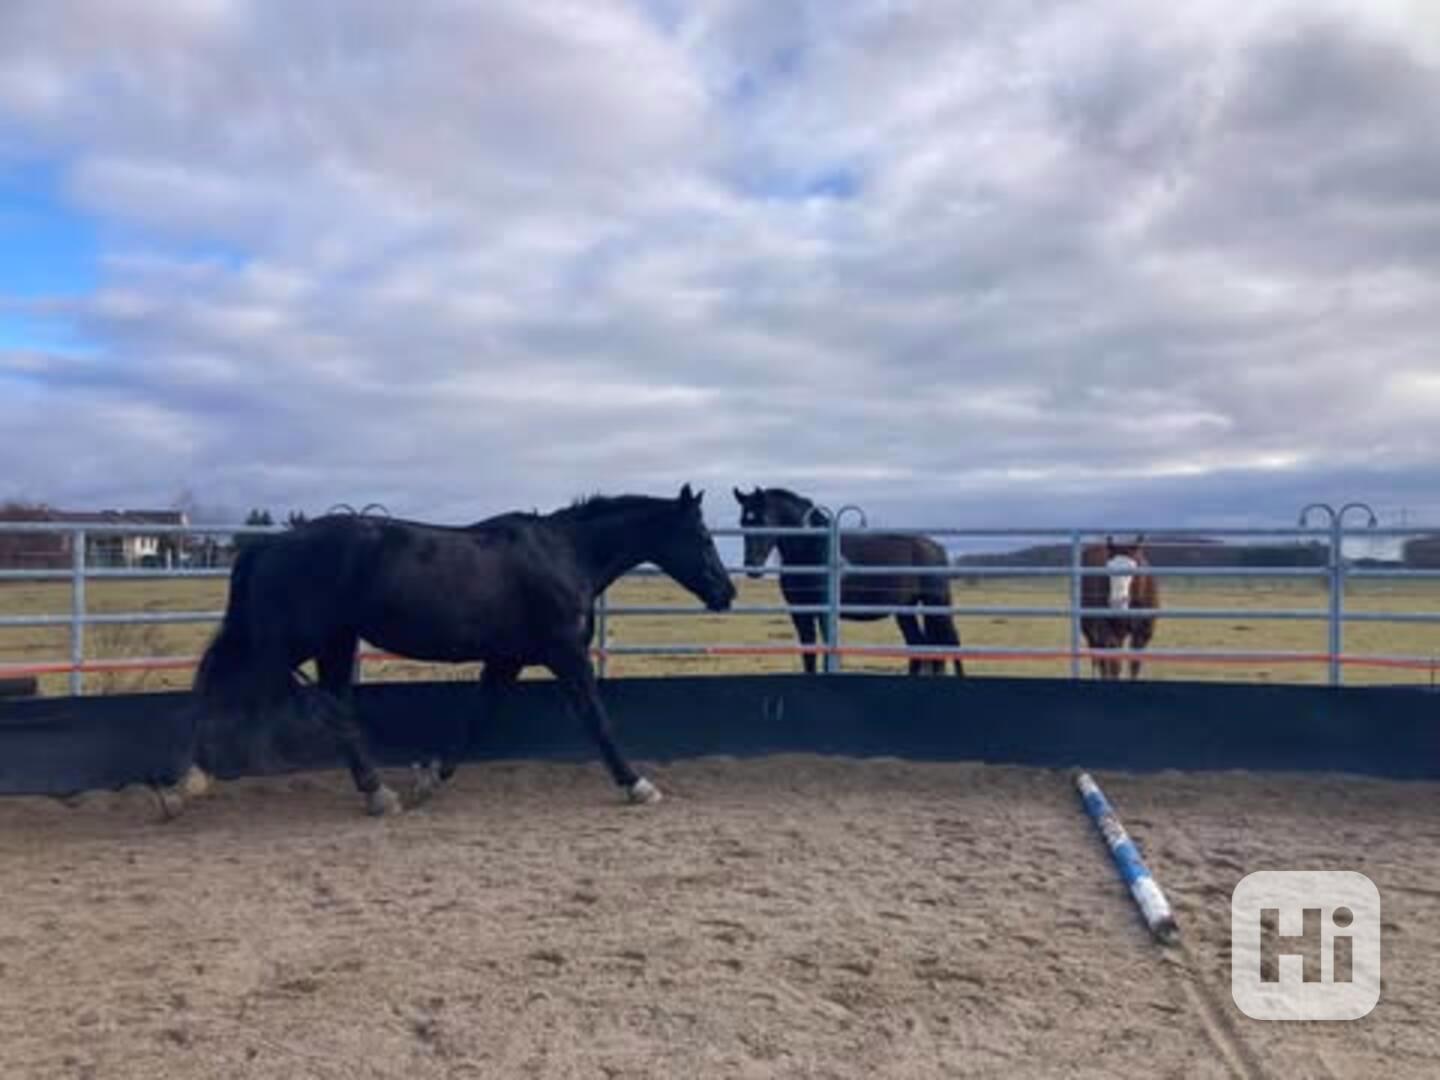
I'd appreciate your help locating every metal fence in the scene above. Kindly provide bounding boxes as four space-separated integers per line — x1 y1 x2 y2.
2 513 1439 695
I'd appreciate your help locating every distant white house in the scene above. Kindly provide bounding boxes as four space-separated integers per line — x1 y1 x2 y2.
79 509 190 567
6 512 194 570
0 506 248 570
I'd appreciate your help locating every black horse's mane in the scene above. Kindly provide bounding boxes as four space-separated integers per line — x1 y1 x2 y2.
760 487 810 506
556 493 679 521
760 487 828 525
306 493 683 536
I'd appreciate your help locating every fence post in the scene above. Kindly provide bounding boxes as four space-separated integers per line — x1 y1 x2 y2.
595 590 609 679
1299 503 1341 688
1330 502 1377 688
824 515 842 674
1328 518 1344 687
1069 530 1083 680
70 527 86 696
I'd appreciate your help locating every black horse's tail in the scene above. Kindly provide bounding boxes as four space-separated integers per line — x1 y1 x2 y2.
912 537 965 676
194 542 296 714
914 536 959 594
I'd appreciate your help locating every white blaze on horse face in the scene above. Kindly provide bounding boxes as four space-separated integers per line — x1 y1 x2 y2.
1107 554 1138 609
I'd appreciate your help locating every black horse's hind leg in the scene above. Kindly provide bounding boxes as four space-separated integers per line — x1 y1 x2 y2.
314 636 398 815
151 699 211 819
791 613 821 674
896 613 926 675
178 700 218 799
432 658 522 785
921 609 964 677
546 646 656 803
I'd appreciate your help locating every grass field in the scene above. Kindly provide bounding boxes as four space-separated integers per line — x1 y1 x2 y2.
4 573 1440 696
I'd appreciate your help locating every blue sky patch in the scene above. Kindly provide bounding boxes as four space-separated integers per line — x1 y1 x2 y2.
802 169 861 200
732 164 863 203
0 162 99 299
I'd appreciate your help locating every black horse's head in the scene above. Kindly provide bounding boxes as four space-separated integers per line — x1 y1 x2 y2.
732 486 820 580
650 484 736 612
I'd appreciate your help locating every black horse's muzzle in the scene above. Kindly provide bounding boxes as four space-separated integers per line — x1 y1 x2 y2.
742 539 773 581
705 575 738 611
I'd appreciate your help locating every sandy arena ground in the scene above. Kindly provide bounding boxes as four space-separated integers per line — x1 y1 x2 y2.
1 756 1437 1079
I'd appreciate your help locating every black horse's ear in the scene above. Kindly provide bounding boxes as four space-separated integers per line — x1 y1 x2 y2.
679 483 695 504
733 486 746 504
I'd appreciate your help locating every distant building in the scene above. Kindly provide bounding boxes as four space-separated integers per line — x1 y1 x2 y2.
0 508 190 569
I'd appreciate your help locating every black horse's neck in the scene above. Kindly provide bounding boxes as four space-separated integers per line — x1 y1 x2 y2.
551 496 672 594
769 492 829 566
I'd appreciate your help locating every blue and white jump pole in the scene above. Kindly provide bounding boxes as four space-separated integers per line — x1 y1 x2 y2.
1075 771 1180 944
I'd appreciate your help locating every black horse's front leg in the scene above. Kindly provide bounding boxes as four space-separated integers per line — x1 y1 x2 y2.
791 613 821 674
896 613 925 675
547 647 657 804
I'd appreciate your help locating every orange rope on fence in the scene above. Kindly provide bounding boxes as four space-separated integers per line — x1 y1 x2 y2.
3 646 1438 677
0 657 204 676
599 646 1440 670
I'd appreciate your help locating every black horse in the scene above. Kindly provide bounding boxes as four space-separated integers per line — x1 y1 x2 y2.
733 487 963 676
167 486 735 816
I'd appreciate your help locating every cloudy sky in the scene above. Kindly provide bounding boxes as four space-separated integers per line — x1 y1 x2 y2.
1 0 1437 532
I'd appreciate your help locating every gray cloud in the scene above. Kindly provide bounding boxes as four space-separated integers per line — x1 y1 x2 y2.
1 0 1437 531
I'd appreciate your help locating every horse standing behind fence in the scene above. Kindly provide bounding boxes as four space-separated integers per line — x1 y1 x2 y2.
733 486 963 676
1081 535 1159 680
165 486 736 817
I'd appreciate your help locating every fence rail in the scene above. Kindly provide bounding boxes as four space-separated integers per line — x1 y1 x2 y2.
2 517 1439 692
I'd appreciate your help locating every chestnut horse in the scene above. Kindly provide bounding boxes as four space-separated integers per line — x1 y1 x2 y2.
1080 535 1159 680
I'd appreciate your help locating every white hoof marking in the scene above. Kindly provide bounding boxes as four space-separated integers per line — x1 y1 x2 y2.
627 777 662 805
366 785 403 817
409 760 444 804
180 765 212 799
154 785 187 821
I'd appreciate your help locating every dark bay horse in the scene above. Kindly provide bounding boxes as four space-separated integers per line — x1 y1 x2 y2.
733 487 963 675
167 486 735 816
1080 535 1159 679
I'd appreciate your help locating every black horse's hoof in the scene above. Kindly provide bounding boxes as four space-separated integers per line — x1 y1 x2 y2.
152 785 187 821
626 777 662 805
180 765 213 799
407 761 444 806
366 786 403 816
